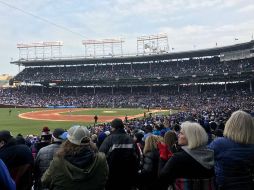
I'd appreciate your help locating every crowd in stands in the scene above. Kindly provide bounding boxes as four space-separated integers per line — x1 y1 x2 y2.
13 57 254 82
1 85 254 112
0 108 253 190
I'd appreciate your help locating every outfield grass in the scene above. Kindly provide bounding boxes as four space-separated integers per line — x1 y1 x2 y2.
0 108 91 136
0 108 171 136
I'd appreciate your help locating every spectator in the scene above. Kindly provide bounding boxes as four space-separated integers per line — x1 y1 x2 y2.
159 121 215 190
41 125 108 190
32 127 52 159
138 135 162 190
0 159 16 190
208 110 254 190
99 118 139 190
34 128 67 190
0 130 34 190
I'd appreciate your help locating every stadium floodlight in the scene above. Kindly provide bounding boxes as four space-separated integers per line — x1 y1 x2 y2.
137 33 169 55
82 38 124 58
17 41 63 60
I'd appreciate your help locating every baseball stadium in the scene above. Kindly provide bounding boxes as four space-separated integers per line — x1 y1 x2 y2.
0 1 254 189
0 37 254 135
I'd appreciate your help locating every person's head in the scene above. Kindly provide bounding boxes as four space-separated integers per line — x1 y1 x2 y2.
52 128 67 142
224 110 254 144
178 121 208 149
0 130 13 148
67 125 90 146
133 131 144 143
41 126 52 142
57 125 96 157
164 131 178 147
144 125 153 134
111 118 124 131
143 135 162 154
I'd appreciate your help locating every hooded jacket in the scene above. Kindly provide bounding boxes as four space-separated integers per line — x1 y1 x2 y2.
41 148 108 190
159 146 215 190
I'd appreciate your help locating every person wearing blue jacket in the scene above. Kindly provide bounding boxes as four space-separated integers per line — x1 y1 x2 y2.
208 110 254 190
0 159 16 190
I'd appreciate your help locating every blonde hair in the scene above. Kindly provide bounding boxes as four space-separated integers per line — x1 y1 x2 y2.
143 135 162 154
181 121 208 149
224 110 254 144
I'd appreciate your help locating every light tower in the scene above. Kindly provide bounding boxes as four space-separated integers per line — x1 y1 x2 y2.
82 38 124 58
137 33 169 55
17 41 63 60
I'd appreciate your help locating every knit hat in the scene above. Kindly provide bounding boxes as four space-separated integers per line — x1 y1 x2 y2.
67 125 90 145
41 126 51 136
41 126 52 141
0 130 12 142
52 128 67 141
111 118 124 129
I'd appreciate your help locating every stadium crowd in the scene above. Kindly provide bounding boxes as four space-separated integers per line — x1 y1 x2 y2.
1 85 254 112
13 57 254 82
0 108 253 190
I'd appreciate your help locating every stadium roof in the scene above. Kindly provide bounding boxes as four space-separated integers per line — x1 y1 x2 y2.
11 40 254 67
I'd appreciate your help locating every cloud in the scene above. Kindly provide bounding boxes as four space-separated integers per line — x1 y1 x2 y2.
0 0 254 75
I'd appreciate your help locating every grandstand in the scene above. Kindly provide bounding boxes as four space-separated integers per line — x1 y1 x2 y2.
2 39 254 109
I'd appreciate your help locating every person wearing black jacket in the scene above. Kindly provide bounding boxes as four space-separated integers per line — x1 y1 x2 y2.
158 122 215 190
99 118 139 190
0 130 34 190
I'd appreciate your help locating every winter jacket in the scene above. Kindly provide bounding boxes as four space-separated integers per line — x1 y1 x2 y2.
34 142 62 190
138 149 160 190
99 128 139 190
0 159 16 190
159 146 215 190
41 148 108 190
208 137 254 190
0 139 34 190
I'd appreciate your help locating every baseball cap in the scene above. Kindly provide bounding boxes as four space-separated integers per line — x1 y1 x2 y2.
67 125 90 145
52 128 67 141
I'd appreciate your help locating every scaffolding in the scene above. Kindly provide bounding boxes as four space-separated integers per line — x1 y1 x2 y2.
17 41 63 60
137 33 169 55
82 38 124 58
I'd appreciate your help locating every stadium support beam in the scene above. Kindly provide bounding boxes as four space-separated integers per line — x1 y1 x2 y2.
224 82 227 91
93 86 96 94
178 85 180 93
149 85 152 94
250 80 253 92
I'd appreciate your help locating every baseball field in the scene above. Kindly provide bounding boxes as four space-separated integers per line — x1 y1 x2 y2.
0 108 170 136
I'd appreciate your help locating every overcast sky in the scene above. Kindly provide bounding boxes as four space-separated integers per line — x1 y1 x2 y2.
0 0 254 75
